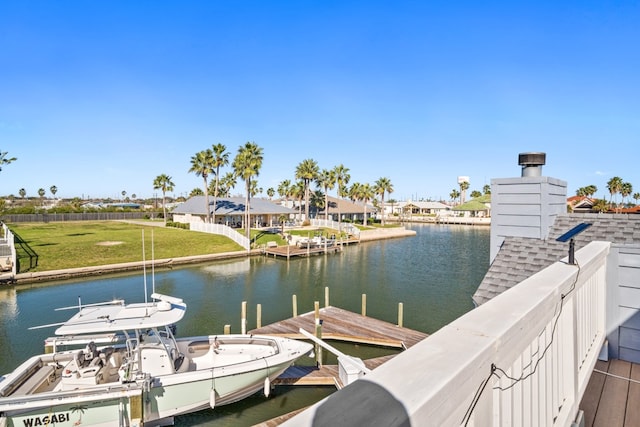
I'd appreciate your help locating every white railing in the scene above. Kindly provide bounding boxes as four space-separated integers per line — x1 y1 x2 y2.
189 222 250 251
284 241 609 426
0 222 16 277
311 219 360 238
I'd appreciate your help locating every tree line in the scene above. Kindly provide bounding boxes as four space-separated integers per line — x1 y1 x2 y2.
152 143 396 236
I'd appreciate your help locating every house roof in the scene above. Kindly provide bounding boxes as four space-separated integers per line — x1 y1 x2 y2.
397 201 450 210
316 196 375 215
453 199 489 211
172 196 295 216
472 213 640 306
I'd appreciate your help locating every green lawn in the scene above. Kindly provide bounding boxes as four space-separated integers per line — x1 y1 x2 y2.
9 221 246 272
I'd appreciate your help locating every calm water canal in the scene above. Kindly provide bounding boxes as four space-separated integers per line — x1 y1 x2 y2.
0 223 489 426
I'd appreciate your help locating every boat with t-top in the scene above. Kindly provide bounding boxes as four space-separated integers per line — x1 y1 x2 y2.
0 292 313 427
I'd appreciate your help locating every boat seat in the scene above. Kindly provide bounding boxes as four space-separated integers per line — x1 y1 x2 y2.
11 365 55 396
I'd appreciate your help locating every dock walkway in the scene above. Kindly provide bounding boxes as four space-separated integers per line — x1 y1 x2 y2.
250 306 427 386
251 306 427 426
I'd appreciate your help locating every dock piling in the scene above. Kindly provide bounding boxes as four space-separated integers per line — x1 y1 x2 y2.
362 294 367 317
257 303 262 329
398 302 404 327
241 301 247 335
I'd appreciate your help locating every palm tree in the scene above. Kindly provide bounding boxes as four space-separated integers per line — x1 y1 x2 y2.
621 182 633 208
50 185 58 199
0 150 16 172
333 164 350 230
311 190 325 215
607 176 623 212
295 158 319 224
267 187 275 199
38 188 46 206
190 187 204 197
219 172 237 197
316 169 336 221
450 189 460 202
459 180 470 204
291 180 305 222
278 179 292 209
585 185 598 198
19 188 26 199
232 142 263 240
634 193 640 206
593 198 609 213
470 190 482 199
359 183 374 226
211 144 229 224
153 174 175 225
482 184 491 195
374 177 393 226
189 149 214 222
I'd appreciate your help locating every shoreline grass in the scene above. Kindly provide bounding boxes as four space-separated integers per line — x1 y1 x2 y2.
10 221 245 272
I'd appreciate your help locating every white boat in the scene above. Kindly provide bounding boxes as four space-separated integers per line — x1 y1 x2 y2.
0 293 313 427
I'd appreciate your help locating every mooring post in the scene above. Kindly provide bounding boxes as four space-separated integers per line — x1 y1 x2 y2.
362 294 367 317
292 294 297 317
241 301 247 335
256 303 262 329
314 301 322 367
224 324 230 335
325 286 329 307
398 302 404 327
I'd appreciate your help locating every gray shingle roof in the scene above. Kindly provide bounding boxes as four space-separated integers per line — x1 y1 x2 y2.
172 196 295 216
473 213 640 306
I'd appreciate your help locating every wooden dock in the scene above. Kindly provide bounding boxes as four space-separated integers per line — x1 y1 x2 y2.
250 306 427 426
249 306 428 387
263 239 360 259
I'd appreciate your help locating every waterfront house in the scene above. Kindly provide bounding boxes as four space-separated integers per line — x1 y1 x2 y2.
172 196 295 228
310 196 375 223
451 194 491 218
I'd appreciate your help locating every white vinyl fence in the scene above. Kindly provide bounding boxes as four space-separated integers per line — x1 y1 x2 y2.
189 222 250 251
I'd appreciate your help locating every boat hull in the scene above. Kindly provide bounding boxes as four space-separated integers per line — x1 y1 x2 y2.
0 336 311 426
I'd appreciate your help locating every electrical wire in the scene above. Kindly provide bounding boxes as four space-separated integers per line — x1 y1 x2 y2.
461 260 581 423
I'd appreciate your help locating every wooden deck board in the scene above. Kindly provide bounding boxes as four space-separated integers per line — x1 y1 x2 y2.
625 363 640 426
250 306 428 349
593 359 631 427
252 306 428 426
580 359 640 427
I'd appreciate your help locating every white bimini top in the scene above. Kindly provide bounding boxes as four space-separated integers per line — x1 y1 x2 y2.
54 293 186 336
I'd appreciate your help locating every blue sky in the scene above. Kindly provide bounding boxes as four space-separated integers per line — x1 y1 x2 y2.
1 1 639 201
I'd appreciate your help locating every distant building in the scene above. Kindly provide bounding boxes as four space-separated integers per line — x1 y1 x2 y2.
312 196 375 223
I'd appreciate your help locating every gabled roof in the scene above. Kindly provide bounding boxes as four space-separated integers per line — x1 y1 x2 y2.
397 201 450 210
472 213 640 306
453 199 489 211
316 196 375 215
172 196 295 216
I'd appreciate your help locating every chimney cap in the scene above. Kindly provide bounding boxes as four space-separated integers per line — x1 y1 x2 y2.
518 152 546 166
